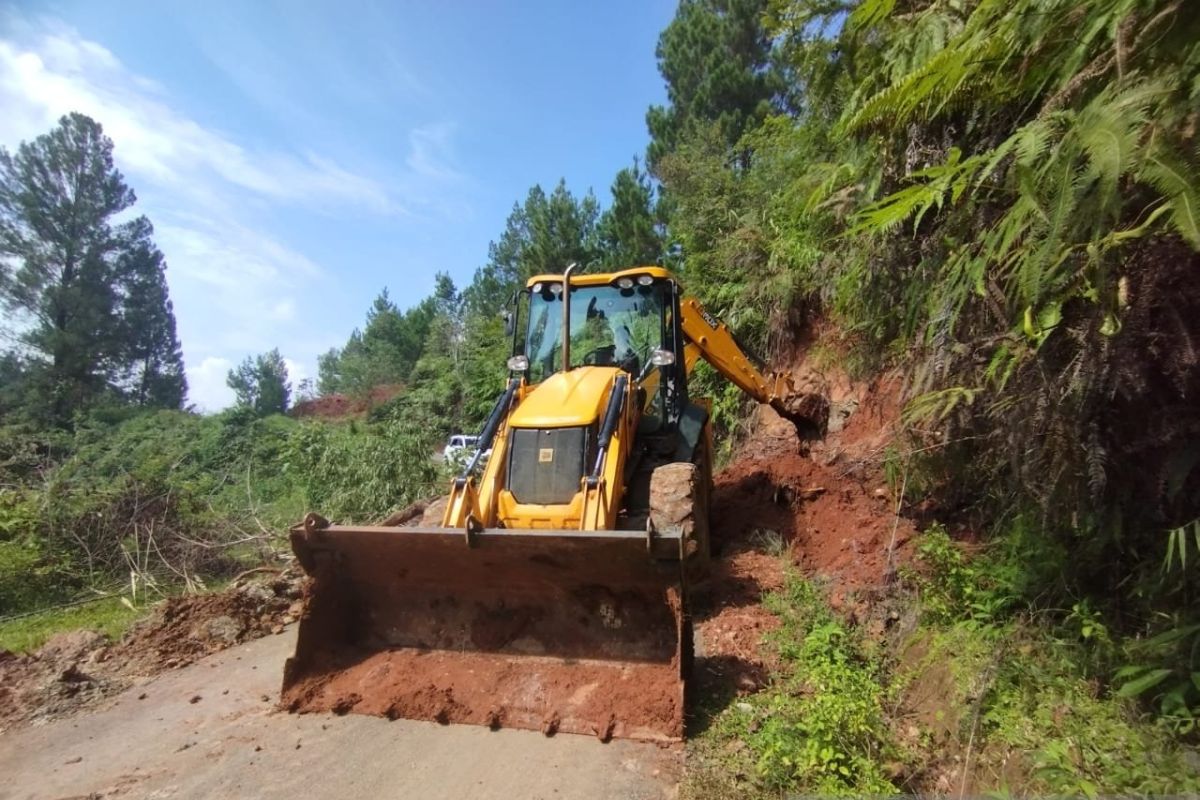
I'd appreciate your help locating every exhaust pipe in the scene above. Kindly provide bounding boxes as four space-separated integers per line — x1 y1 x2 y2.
562 262 579 372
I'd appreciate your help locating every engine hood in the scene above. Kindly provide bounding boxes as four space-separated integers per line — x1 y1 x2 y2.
509 366 620 428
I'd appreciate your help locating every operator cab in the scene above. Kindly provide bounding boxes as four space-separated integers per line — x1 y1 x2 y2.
505 267 689 433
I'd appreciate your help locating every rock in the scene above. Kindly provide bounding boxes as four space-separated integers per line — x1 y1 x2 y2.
237 582 274 606
198 615 242 645
826 398 859 434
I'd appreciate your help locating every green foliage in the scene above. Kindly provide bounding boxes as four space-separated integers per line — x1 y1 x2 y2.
227 348 291 417
319 285 441 397
597 161 665 268
752 578 897 794
1116 622 1200 734
284 417 444 522
0 113 185 423
646 0 781 170
981 628 1200 796
687 575 897 798
0 595 147 653
905 525 1019 627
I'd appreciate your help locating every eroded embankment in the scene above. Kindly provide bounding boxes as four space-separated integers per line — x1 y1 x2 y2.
690 367 915 719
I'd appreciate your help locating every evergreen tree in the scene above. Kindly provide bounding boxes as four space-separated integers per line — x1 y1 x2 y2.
645 0 780 171
464 181 601 317
226 348 290 416
425 272 461 362
316 347 343 396
598 161 665 268
0 113 186 422
115 219 186 408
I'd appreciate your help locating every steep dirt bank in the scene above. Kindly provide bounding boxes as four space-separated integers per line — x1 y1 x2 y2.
0 569 303 733
690 362 915 724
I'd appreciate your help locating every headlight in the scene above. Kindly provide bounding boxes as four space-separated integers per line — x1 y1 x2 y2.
532 282 543 293
548 282 563 295
636 274 654 286
650 348 676 366
616 277 634 289
507 355 530 372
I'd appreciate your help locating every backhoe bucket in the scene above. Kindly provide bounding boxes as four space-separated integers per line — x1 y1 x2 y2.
282 519 688 742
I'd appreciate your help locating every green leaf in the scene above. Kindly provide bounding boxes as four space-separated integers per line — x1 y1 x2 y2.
1116 668 1173 697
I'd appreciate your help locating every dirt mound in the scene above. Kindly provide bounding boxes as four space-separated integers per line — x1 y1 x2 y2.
716 369 912 593
115 572 304 674
284 648 684 742
0 630 122 733
0 570 304 732
291 384 403 419
689 365 914 725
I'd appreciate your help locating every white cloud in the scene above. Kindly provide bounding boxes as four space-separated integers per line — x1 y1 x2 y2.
0 27 402 216
406 122 463 182
283 358 310 387
185 356 233 413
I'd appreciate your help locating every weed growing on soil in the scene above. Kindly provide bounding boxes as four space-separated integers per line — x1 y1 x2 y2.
979 628 1200 796
903 525 1020 627
890 526 1200 794
0 596 146 652
684 574 897 798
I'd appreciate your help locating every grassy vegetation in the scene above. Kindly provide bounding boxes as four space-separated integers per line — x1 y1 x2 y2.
0 596 148 653
684 574 897 798
685 528 1200 798
0 407 446 620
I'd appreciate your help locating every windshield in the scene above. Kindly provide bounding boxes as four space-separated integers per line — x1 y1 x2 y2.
524 282 665 383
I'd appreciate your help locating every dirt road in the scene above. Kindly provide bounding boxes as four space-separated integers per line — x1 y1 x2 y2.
0 627 679 800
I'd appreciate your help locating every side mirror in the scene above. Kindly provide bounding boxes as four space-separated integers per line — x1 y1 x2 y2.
501 310 514 338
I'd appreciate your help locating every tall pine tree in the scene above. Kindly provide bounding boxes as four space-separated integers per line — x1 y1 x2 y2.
645 0 780 171
598 161 665 268
116 218 186 408
0 113 186 422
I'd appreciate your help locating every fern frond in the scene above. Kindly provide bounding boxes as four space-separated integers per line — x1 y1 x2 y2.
848 0 897 32
1140 150 1200 248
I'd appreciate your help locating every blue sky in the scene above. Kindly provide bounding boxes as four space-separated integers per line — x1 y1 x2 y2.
0 0 674 409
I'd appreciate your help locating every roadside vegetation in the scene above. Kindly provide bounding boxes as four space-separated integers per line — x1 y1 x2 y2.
1 0 1198 793
686 528 1200 797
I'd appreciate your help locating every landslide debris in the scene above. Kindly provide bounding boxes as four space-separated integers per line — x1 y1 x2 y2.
690 364 915 724
0 569 304 732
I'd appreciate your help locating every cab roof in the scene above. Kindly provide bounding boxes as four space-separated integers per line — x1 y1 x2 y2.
524 265 677 290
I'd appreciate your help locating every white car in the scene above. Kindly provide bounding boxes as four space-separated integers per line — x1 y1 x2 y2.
444 434 490 469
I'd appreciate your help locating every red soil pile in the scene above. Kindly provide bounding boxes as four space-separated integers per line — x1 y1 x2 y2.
283 649 684 742
291 384 403 419
0 570 303 732
715 369 911 593
113 571 304 675
691 366 914 715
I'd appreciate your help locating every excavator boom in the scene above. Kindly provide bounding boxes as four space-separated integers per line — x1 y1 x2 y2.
679 297 829 438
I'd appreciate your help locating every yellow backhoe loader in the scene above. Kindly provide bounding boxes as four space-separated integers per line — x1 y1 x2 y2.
282 265 827 742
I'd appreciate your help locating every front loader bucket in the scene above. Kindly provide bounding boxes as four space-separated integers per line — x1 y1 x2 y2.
282 520 688 742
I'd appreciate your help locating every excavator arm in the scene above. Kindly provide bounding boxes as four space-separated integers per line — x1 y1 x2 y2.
678 296 829 436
